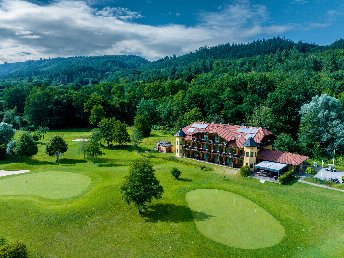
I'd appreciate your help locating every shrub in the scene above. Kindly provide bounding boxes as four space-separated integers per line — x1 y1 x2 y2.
171 167 181 179
279 170 294 185
305 167 317 175
0 237 28 258
240 165 251 177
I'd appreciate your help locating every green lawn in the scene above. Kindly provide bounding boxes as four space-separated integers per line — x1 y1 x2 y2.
0 130 343 257
186 189 285 249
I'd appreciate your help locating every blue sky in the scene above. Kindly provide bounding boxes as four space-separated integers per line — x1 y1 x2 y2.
0 0 343 63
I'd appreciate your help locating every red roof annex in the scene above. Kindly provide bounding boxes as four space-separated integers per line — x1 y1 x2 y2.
257 149 308 166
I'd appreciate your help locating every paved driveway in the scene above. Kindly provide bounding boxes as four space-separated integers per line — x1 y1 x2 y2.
314 168 344 183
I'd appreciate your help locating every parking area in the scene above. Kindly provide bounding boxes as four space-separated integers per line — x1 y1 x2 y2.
314 167 344 183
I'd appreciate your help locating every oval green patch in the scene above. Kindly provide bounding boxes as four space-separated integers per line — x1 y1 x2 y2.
186 189 285 249
0 171 91 199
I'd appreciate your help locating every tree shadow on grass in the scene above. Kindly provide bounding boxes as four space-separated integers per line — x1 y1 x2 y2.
143 203 213 223
25 159 56 166
60 158 87 166
177 178 193 182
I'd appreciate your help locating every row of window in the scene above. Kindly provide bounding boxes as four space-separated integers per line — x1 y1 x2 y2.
203 135 221 143
245 151 256 157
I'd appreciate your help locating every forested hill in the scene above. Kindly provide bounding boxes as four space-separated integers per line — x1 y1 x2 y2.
0 55 149 86
0 37 342 85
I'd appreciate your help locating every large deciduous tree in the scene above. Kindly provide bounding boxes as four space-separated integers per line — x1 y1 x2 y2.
274 133 299 153
46 135 68 163
120 159 163 214
298 94 344 157
0 122 15 146
98 118 116 147
134 114 151 138
113 120 130 145
15 132 38 157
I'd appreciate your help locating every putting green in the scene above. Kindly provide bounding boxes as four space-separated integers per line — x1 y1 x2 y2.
0 171 91 199
186 189 285 249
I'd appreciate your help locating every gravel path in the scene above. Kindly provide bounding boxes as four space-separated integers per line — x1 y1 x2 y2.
298 179 344 193
0 170 30 177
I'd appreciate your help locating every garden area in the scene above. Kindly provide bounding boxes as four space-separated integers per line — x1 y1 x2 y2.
0 129 343 257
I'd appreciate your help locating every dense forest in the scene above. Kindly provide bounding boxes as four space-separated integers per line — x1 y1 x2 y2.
1 37 344 158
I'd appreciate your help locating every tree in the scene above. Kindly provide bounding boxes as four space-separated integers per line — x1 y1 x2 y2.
120 159 163 214
298 94 344 157
274 133 299 153
170 167 181 179
0 122 15 146
98 118 116 147
89 104 105 125
80 129 104 161
240 165 251 177
113 120 130 145
15 132 38 157
183 107 204 126
132 127 143 149
46 136 68 163
305 167 317 175
134 114 151 137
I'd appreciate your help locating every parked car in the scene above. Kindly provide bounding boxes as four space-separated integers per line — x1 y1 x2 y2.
326 164 336 172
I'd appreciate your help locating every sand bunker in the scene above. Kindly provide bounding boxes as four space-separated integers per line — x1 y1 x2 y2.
72 139 89 142
0 170 30 177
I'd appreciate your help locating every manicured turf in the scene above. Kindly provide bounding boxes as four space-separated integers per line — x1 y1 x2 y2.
0 130 342 257
186 189 285 249
0 171 91 199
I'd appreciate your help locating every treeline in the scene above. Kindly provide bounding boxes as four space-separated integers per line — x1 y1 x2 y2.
0 37 344 157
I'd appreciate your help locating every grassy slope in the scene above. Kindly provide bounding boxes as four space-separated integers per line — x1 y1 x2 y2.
0 130 343 257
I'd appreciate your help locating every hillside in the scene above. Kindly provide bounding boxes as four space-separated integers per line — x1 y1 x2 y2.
0 55 149 86
0 37 323 85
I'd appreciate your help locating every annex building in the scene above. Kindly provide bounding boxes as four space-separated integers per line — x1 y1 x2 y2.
175 122 308 174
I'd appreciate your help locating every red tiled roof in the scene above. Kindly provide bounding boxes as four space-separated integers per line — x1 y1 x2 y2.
182 122 274 148
257 149 308 166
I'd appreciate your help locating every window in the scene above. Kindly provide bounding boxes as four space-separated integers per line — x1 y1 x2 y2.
203 144 208 150
250 152 254 157
216 145 220 152
177 140 179 145
215 136 220 143
227 147 232 154
177 149 179 153
204 135 208 141
246 152 249 157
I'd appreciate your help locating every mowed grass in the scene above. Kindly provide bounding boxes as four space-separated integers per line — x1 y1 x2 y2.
0 130 342 257
186 189 285 249
0 171 91 199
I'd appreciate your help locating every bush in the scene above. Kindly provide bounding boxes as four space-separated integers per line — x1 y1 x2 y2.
279 170 294 185
171 167 181 179
0 237 28 258
305 167 317 175
240 165 251 177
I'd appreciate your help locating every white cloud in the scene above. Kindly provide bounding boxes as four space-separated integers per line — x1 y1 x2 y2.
0 0 293 63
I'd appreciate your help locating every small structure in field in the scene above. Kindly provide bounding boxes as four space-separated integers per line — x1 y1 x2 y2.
156 141 173 153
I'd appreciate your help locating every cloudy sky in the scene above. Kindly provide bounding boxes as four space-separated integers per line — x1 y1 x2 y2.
0 0 343 63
